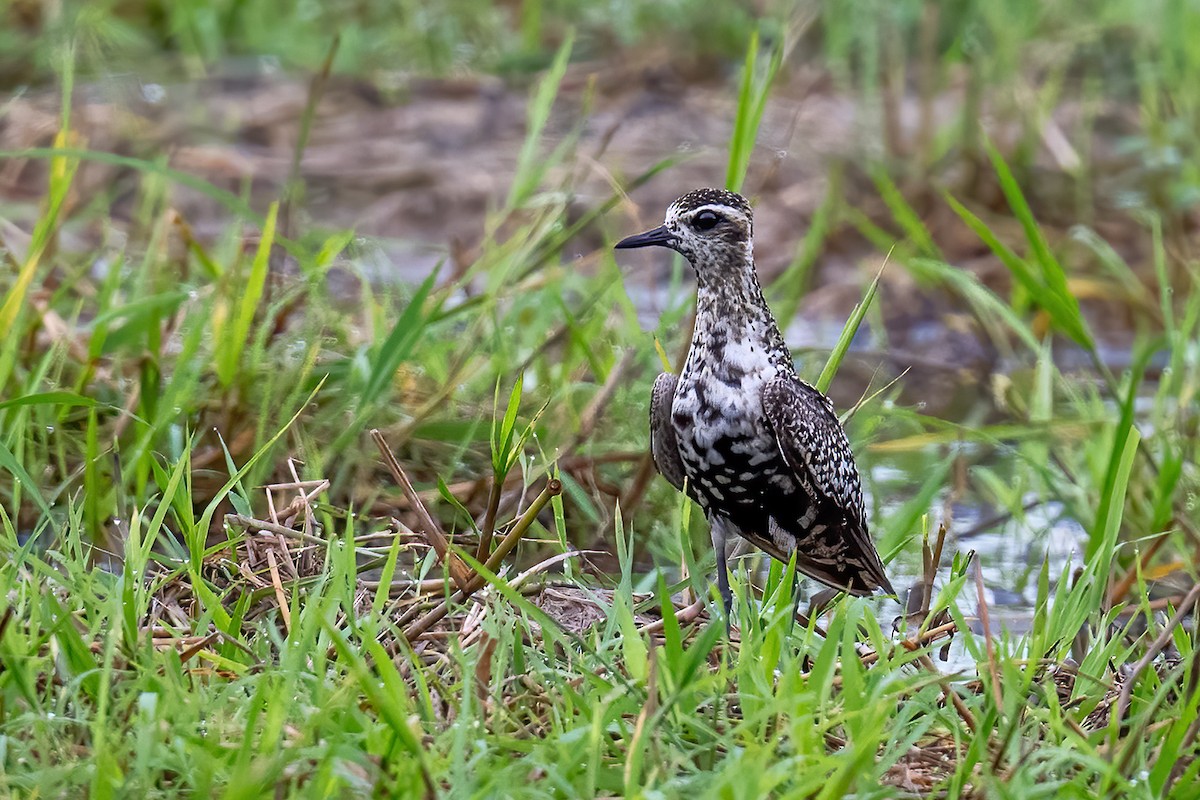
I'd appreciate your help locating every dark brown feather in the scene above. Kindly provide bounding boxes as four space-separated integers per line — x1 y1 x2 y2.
761 375 894 595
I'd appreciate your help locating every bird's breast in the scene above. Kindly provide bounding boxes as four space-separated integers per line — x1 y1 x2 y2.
670 339 794 509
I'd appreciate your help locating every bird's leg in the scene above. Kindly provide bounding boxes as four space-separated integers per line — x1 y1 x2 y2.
710 517 733 622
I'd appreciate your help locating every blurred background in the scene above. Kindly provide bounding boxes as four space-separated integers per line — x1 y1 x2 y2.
2 0 1198 619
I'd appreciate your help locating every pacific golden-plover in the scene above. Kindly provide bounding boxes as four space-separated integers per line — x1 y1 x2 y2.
616 188 894 613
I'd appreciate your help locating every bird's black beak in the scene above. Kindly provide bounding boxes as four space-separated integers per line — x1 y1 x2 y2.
615 225 676 250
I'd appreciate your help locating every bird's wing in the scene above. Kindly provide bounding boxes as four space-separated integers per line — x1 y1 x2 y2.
761 374 893 595
761 374 866 524
650 372 687 491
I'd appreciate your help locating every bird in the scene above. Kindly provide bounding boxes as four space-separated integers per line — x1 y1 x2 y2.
615 187 894 614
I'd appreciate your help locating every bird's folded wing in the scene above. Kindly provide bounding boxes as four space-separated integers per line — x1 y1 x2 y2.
762 375 894 595
650 372 687 491
760 375 867 531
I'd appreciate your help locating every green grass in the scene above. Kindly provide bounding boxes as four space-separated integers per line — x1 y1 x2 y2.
3 1 1200 797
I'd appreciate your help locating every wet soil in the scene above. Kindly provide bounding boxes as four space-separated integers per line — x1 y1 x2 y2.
0 58 1168 413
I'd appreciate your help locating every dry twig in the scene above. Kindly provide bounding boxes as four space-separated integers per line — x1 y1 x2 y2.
371 429 472 591
1114 581 1200 725
403 479 562 641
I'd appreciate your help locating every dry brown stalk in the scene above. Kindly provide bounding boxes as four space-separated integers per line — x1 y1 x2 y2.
370 428 472 591
858 619 960 668
475 478 504 564
637 598 707 635
226 514 327 546
1114 581 1200 725
974 563 1003 709
1107 533 1167 608
177 632 221 664
906 644 980 735
403 478 562 641
266 548 292 636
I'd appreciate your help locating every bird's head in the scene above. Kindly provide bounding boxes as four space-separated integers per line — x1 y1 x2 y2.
615 188 754 275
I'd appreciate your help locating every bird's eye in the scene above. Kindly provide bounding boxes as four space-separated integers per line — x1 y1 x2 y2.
693 210 721 231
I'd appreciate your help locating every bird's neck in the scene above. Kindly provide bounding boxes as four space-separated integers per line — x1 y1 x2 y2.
690 256 793 371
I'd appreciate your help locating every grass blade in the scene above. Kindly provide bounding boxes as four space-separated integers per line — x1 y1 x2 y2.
815 260 885 393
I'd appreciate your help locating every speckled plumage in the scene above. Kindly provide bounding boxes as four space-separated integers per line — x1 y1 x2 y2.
616 188 894 610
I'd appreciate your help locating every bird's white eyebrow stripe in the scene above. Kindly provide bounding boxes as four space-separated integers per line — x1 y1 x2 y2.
678 204 746 220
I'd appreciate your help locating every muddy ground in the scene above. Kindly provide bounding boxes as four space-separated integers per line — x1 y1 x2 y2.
0 56 1175 413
